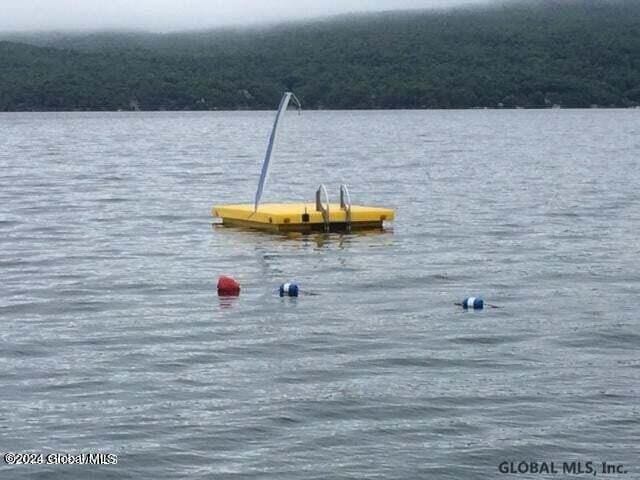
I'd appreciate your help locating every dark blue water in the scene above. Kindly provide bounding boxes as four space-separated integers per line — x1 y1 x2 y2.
1 110 638 479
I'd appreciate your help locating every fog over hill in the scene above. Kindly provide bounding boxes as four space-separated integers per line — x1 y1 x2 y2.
1 0 639 111
0 0 495 32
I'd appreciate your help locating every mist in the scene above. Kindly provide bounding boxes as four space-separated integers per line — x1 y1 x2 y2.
1 0 496 32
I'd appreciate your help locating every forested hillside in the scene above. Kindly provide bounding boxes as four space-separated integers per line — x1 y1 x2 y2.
1 0 639 110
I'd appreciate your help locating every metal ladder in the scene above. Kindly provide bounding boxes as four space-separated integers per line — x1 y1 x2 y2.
316 184 352 233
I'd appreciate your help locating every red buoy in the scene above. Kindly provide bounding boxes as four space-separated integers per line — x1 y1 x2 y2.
217 276 240 296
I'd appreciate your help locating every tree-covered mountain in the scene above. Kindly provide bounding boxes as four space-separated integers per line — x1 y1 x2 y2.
1 0 639 111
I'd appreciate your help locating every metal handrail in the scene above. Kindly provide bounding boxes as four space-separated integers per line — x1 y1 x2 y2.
340 184 352 233
315 184 330 232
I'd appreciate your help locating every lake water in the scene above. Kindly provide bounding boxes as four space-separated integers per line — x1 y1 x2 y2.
1 110 638 479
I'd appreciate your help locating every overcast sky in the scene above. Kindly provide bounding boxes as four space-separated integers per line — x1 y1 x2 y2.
1 0 496 32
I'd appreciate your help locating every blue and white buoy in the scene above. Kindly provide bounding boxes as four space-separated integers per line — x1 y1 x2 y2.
279 282 299 297
462 297 484 310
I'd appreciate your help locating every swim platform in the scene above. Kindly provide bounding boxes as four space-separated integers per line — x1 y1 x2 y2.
212 93 394 234
213 202 394 233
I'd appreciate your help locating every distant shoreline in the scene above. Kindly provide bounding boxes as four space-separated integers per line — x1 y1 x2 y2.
2 106 638 113
2 1 639 111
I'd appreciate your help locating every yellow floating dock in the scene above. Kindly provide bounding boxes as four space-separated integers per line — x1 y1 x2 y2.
211 93 394 234
213 202 394 233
